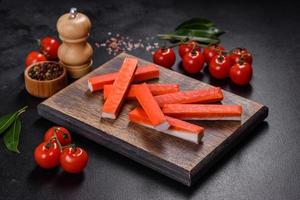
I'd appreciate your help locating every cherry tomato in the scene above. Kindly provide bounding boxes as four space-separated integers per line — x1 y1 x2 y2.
203 45 225 64
230 48 253 64
60 146 88 173
178 41 201 58
182 50 205 74
44 126 72 146
229 62 253 85
209 54 233 79
153 48 176 68
25 51 47 67
34 141 61 169
40 36 60 60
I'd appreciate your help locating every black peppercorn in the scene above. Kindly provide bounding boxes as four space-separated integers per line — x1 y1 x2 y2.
28 62 63 81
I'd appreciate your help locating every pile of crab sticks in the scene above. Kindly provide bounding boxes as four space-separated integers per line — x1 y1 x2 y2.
88 58 243 144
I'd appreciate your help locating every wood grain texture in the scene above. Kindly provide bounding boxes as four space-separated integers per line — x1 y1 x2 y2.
38 53 268 186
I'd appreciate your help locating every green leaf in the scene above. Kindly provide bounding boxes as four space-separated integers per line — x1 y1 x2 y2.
0 112 17 135
158 17 224 45
0 106 27 135
175 18 214 30
174 29 219 39
157 33 220 44
176 28 225 37
176 23 215 31
4 118 21 153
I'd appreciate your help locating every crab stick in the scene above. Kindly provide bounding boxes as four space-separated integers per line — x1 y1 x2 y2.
101 58 138 119
134 83 169 131
154 87 223 107
162 104 243 120
129 107 204 144
103 83 180 100
88 64 159 92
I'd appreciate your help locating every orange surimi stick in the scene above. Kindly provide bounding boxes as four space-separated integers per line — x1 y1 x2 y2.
131 65 160 82
147 84 179 95
162 104 243 120
154 87 223 107
103 83 180 100
134 83 170 131
88 64 159 92
101 58 138 119
128 107 204 144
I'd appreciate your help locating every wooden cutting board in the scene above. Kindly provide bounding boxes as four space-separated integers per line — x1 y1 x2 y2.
38 53 268 186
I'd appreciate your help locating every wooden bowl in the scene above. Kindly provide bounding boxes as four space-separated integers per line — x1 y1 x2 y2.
24 61 68 98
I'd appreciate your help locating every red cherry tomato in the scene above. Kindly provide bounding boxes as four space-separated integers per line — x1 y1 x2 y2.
203 45 225 64
230 48 253 64
34 141 61 169
44 126 72 146
229 62 253 85
40 37 60 60
182 50 205 74
25 51 47 67
60 146 88 173
153 48 176 68
209 54 233 79
178 41 201 58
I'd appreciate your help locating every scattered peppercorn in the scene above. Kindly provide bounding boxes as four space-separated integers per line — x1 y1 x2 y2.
28 62 63 81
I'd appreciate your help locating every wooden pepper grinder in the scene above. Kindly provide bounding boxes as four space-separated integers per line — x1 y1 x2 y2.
57 8 93 79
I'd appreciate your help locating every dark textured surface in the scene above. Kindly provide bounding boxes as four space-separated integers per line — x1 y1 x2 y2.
0 0 299 199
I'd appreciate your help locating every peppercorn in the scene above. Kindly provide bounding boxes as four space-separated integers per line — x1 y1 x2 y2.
28 62 63 81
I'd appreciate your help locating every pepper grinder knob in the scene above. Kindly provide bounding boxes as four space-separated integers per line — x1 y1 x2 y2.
69 8 78 19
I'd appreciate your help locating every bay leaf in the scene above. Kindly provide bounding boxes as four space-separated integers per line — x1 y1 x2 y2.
157 34 220 44
0 112 17 135
174 29 219 39
176 28 224 37
175 18 214 30
4 118 21 153
158 17 224 45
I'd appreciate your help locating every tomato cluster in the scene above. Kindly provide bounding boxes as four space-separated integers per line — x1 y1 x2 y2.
25 36 60 68
34 126 88 173
152 42 253 85
209 47 253 85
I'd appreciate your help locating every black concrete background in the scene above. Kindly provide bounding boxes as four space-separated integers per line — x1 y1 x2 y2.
0 0 299 199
